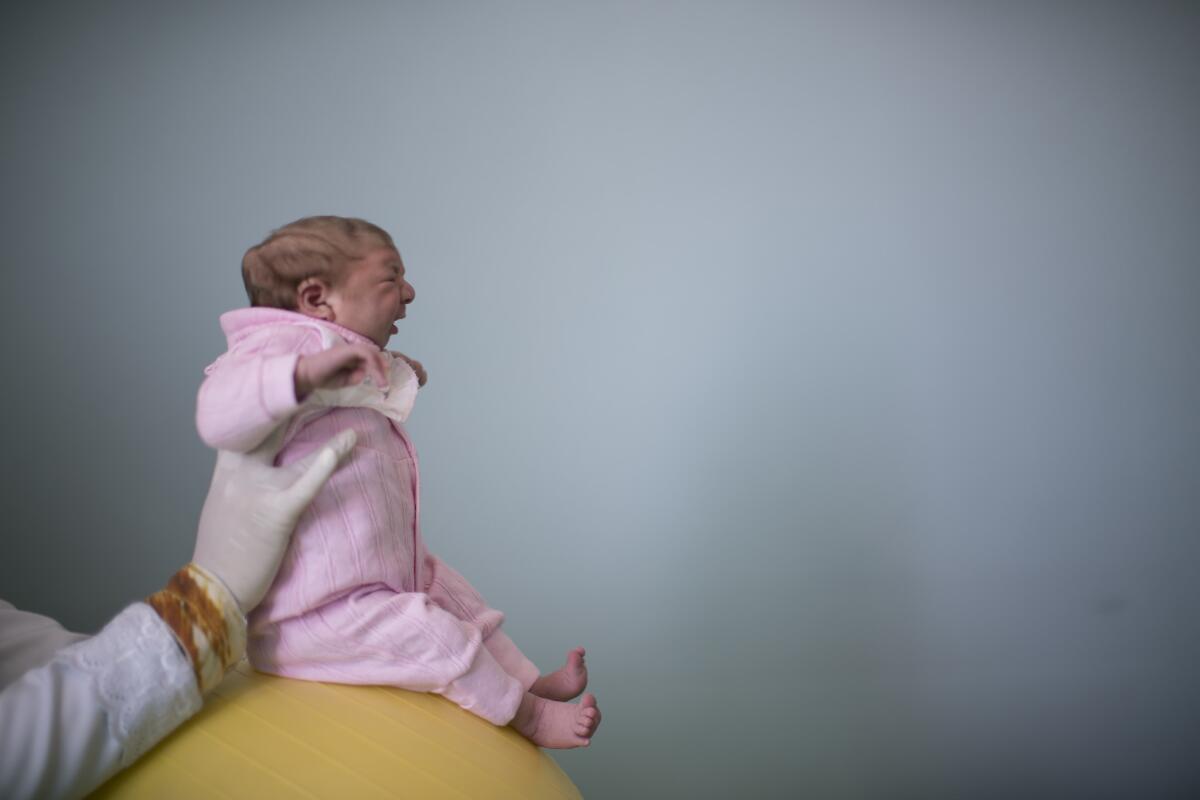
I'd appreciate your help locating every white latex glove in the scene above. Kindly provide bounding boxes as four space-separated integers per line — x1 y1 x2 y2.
192 427 357 613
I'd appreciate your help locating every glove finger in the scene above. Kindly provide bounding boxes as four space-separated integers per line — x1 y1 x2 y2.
281 429 358 507
242 426 289 467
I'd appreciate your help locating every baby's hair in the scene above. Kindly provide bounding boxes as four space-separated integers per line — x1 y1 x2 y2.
241 215 396 309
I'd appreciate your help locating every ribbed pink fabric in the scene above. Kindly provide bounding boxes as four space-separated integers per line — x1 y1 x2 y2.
196 308 539 725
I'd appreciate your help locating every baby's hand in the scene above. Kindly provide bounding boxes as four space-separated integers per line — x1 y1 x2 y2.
389 351 427 387
295 343 389 400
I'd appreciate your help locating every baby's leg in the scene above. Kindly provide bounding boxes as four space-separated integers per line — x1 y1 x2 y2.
529 646 588 702
482 631 540 690
510 691 601 749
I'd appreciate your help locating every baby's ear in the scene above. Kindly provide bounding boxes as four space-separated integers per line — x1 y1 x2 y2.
296 278 333 320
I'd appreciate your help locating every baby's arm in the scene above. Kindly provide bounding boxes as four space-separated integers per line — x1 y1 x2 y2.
197 328 387 452
197 326 316 452
295 343 389 399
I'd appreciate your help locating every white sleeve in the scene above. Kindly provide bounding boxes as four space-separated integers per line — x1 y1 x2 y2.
0 603 202 800
0 600 88 689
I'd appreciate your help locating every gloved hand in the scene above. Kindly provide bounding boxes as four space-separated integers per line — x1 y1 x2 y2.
192 427 357 613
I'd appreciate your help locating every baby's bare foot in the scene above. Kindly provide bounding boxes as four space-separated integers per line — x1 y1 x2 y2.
530 647 589 701
511 691 601 749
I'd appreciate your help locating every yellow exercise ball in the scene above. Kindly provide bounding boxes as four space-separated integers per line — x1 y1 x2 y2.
91 664 581 799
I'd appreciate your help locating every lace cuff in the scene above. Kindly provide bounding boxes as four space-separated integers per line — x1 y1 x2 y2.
60 603 203 768
146 563 247 694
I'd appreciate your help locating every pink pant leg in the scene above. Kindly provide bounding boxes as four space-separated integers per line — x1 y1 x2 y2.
483 630 539 690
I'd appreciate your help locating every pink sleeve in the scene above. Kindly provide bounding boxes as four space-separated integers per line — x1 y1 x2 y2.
196 325 320 452
249 587 525 725
424 554 540 689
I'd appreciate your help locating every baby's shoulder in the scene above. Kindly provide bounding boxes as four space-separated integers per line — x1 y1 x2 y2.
204 318 327 377
218 308 339 355
228 320 328 356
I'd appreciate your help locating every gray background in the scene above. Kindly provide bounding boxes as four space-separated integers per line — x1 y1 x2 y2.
2 2 1198 797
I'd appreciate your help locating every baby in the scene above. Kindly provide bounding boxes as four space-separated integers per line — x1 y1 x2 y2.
196 216 600 748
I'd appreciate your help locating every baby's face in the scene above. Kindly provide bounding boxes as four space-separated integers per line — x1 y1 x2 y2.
328 246 415 347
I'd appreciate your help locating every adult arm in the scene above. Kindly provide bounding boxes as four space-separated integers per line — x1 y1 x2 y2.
0 602 87 689
0 568 233 800
0 429 356 800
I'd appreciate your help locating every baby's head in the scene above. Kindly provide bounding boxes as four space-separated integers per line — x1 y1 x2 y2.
242 215 414 347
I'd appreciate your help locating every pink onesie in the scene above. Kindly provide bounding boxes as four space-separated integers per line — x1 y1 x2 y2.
196 308 538 725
